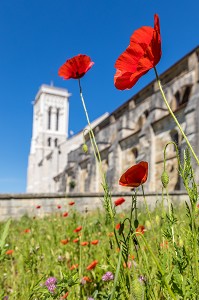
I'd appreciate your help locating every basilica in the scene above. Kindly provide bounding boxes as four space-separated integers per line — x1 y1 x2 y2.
27 46 199 194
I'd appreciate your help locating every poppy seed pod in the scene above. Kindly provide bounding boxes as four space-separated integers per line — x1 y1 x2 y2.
82 144 88 153
161 171 169 188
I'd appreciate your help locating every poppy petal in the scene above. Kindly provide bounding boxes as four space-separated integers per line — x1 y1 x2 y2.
58 54 94 80
119 161 148 187
114 14 161 90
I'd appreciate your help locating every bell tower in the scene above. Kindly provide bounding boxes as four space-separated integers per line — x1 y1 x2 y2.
27 84 71 192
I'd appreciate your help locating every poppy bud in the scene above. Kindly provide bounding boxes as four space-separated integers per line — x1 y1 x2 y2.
134 219 139 228
161 171 169 188
82 144 88 153
118 222 124 235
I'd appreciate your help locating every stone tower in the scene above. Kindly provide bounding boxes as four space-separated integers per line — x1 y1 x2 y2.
27 84 71 192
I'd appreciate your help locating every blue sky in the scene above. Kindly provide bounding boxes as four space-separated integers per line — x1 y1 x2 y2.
0 0 198 193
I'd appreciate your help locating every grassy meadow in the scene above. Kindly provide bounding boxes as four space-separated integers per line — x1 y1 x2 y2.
0 171 199 300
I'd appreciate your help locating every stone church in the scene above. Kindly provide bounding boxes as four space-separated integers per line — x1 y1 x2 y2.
27 46 199 194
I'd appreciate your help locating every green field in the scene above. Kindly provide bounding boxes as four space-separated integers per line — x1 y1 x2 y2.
1 185 199 300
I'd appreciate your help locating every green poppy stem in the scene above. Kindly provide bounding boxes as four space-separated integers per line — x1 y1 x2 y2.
78 79 115 222
78 79 105 184
154 67 199 166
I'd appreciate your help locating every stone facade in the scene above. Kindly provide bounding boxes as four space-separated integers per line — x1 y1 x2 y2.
0 192 190 222
27 47 199 194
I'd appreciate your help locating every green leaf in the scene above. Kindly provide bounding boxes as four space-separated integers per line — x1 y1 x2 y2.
0 218 11 250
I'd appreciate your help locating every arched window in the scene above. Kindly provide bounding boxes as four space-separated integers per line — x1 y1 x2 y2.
137 110 149 129
47 137 51 147
170 129 179 145
55 138 58 147
171 87 191 111
144 110 149 118
48 107 52 130
132 147 138 160
181 86 191 105
169 129 181 190
171 91 181 111
56 108 60 131
175 91 181 107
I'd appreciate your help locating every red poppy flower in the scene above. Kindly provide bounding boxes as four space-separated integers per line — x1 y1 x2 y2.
73 238 79 243
115 223 120 230
61 239 69 245
114 14 161 90
6 249 14 255
57 205 61 209
81 241 89 246
91 240 99 245
86 260 98 270
58 54 94 80
68 201 75 206
36 205 41 209
24 229 31 233
129 254 135 260
61 292 69 299
160 240 169 249
119 161 148 188
70 264 78 270
123 261 132 269
74 226 82 233
114 197 125 206
136 225 145 235
81 276 91 283
63 212 68 217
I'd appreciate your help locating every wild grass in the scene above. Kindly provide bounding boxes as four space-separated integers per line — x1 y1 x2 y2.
0 178 199 300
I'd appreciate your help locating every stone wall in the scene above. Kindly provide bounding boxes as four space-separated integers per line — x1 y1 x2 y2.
0 192 189 222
